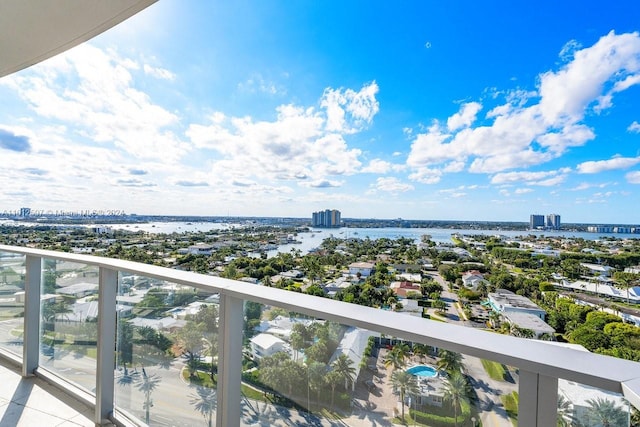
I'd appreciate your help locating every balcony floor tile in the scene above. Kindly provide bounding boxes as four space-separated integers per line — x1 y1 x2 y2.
0 360 95 427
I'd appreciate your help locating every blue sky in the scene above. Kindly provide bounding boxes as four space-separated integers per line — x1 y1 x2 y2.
1 1 640 224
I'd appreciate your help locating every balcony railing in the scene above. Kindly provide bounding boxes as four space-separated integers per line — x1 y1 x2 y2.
0 244 639 426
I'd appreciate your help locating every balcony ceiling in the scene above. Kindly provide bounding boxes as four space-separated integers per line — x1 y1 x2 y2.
0 0 157 78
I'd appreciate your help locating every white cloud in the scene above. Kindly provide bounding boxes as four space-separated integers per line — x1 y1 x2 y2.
408 167 442 184
320 81 379 134
5 44 187 161
626 171 640 184
570 182 611 191
143 64 176 80
491 169 568 186
447 102 482 131
559 39 583 62
628 121 640 133
406 31 640 177
443 160 465 173
300 179 344 188
371 177 414 193
577 156 640 173
237 73 285 95
514 188 534 195
361 159 405 174
186 86 376 185
539 31 640 124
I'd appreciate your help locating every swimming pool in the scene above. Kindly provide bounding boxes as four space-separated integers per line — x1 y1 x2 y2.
406 364 438 378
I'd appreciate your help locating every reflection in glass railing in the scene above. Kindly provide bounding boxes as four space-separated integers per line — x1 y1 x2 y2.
39 258 98 393
238 301 529 427
0 252 25 356
114 273 219 426
558 380 630 427
241 302 363 426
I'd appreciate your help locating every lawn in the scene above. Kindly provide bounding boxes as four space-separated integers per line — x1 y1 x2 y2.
183 369 267 402
481 359 506 381
501 391 518 426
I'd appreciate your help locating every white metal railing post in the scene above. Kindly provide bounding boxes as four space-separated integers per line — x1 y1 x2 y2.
216 294 244 426
519 370 558 426
23 255 42 376
96 267 118 424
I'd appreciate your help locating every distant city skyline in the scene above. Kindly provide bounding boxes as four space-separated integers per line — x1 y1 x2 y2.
1 2 640 223
530 213 561 230
311 209 341 228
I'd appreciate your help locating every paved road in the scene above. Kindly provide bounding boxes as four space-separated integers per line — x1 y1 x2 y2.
427 272 516 427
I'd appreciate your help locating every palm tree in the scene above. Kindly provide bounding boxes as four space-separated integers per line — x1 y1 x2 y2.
443 371 471 427
557 395 577 427
332 354 356 391
394 343 411 365
509 324 535 339
136 368 161 424
202 333 218 383
585 397 627 427
538 332 555 341
325 370 343 409
437 349 463 374
390 370 419 422
307 362 327 409
190 386 216 427
413 344 428 363
613 271 639 304
384 346 409 370
183 350 202 379
489 310 501 328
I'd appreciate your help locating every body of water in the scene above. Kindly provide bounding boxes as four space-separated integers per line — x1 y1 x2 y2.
4 220 639 257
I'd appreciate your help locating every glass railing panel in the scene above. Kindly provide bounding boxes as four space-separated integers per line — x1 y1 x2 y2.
0 252 25 357
239 300 526 427
39 258 98 392
457 352 518 427
558 380 631 427
114 273 219 426
240 301 375 426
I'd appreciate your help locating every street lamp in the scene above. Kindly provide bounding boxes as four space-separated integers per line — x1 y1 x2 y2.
471 416 476 426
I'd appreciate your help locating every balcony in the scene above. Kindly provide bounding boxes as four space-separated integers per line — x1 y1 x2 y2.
0 244 639 426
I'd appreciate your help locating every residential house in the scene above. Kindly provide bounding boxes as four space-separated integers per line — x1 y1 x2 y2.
461 270 488 291
488 289 547 320
390 281 422 298
580 263 615 277
249 333 287 360
348 262 375 278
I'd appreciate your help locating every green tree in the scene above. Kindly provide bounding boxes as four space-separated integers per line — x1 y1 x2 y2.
569 326 610 352
443 371 471 427
585 397 627 427
390 370 419 421
613 271 639 304
383 343 410 370
117 319 133 367
332 354 356 391
557 395 577 427
437 349 463 374
325 370 343 409
307 362 327 410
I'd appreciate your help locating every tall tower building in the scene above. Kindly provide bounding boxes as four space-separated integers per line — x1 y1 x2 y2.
312 209 341 227
530 214 545 229
547 214 561 230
